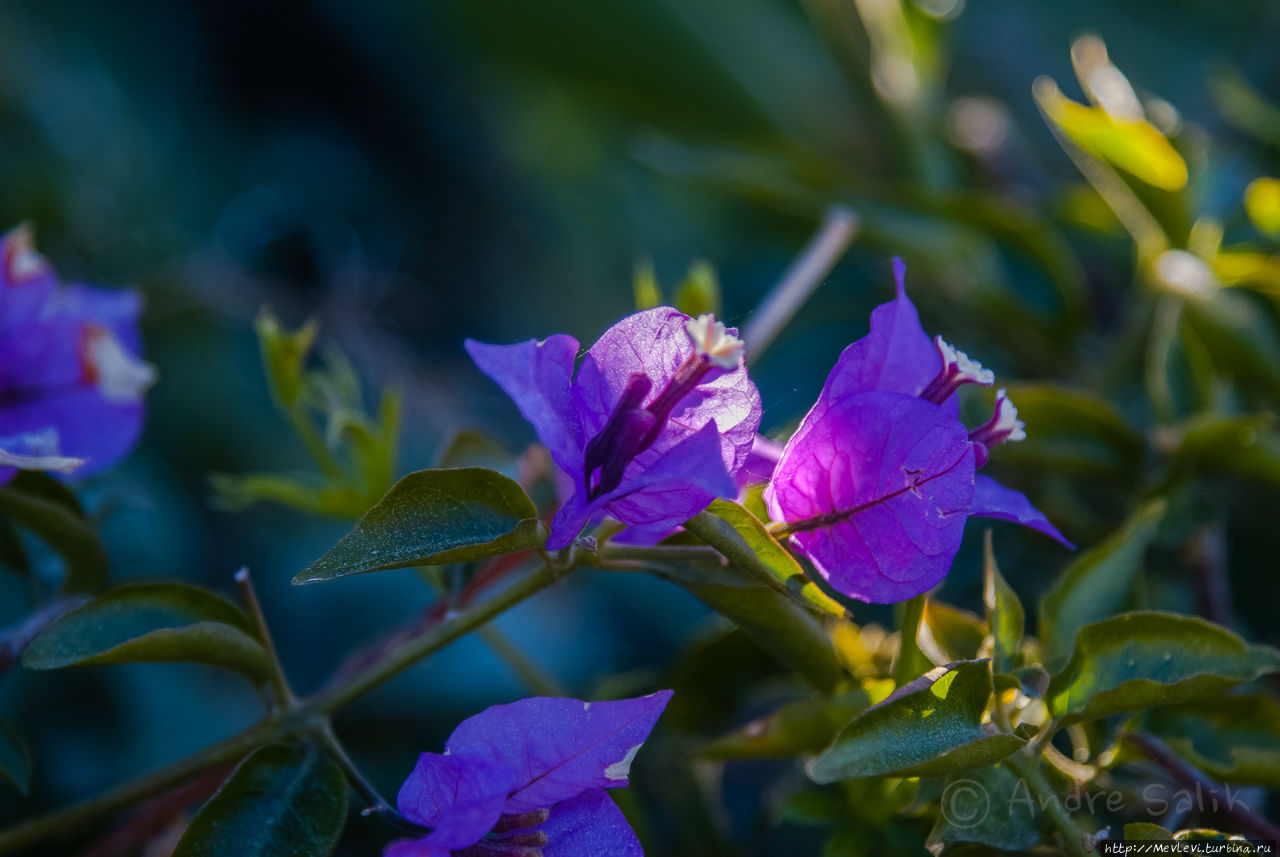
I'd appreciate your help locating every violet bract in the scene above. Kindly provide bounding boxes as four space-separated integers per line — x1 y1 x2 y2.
764 260 1071 604
0 225 154 484
385 691 672 857
466 308 761 549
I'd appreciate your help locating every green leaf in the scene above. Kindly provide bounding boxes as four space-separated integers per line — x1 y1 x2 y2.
926 763 1041 855
0 478 108 593
1041 90 1187 191
1124 823 1173 841
1039 500 1165 667
919 599 986 665
993 383 1145 477
983 532 1023 675
643 556 843 692
296 468 544 584
1046 612 1280 724
1145 696 1280 787
701 500 846 617
1245 177 1280 236
174 744 347 857
892 594 932 687
1183 289 1280 404
807 660 1024 782
23 583 271 683
673 259 721 318
1172 414 1280 489
436 429 516 475
0 721 31 796
255 311 319 410
702 690 868 759
632 257 663 309
0 517 29 578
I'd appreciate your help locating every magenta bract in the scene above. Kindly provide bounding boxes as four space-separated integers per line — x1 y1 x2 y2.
0 225 153 484
387 692 671 857
466 308 761 549
764 261 1071 604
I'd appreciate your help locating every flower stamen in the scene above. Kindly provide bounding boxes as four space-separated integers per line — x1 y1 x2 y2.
968 388 1025 467
919 336 994 404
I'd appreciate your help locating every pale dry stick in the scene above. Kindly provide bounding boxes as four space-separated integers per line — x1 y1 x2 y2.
742 204 860 365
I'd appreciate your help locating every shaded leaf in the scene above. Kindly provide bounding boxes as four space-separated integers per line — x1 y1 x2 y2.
0 479 108 593
1145 696 1280 787
701 500 846 617
1183 289 1280 404
436 430 516 475
1172 414 1280 489
919 599 986 666
643 556 842 692
927 763 1040 854
0 721 31 795
1039 500 1165 667
983 533 1023 675
1124 823 1174 841
702 690 868 760
807 660 1023 782
992 383 1145 477
1046 612 1280 724
173 744 347 857
296 468 543 584
23 583 270 683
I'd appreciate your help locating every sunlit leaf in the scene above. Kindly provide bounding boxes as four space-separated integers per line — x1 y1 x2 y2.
23 583 271 683
1046 612 1280 724
1039 500 1165 667
1214 249 1280 296
919 599 986 666
701 500 846 617
1124 823 1174 841
1245 177 1280 236
296 468 543 584
173 744 347 857
255 311 318 410
807 660 1023 782
673 260 720 318
983 533 1023 675
1040 88 1187 191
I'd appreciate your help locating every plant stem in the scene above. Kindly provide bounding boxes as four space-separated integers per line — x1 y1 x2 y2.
234 567 296 711
742 204 859 365
1003 751 1092 857
0 562 569 855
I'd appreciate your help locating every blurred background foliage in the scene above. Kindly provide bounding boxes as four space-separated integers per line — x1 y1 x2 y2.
2 0 1280 853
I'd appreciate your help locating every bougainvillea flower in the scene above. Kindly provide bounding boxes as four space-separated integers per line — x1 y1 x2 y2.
385 691 671 857
764 260 1071 604
0 225 154 480
466 309 761 549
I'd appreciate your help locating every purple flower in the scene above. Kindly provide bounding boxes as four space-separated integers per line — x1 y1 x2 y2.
764 260 1071 604
0 225 154 484
385 691 672 857
466 309 761 549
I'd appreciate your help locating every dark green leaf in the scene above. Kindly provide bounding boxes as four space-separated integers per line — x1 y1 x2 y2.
1183 290 1280 404
643 556 842 692
23 583 271 682
0 517 29 578
1145 696 1280 787
702 690 868 759
0 721 31 795
0 481 108 593
1039 500 1165 667
1046 612 1280 724
993 383 1145 477
807 660 1024 782
926 763 1041 855
1123 823 1173 841
983 532 1023 675
700 500 846 617
174 744 347 857
296 468 544 584
1172 414 1280 489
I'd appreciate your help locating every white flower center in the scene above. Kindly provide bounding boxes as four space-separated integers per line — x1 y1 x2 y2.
685 313 744 370
82 325 157 403
935 336 994 386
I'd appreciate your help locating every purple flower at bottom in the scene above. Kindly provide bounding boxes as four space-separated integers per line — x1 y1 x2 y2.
0 225 154 484
466 309 761 549
385 692 671 857
764 260 1072 604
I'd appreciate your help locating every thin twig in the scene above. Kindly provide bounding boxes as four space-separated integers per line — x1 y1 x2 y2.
1124 732 1280 841
742 205 859 365
234 567 296 711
